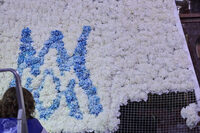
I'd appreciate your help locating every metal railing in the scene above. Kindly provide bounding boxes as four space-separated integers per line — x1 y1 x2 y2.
0 68 28 133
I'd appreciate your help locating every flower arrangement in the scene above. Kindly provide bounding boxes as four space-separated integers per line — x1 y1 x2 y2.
0 0 197 132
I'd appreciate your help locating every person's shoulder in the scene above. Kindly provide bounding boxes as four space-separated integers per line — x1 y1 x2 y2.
28 119 48 133
28 118 42 127
28 118 40 123
28 118 44 133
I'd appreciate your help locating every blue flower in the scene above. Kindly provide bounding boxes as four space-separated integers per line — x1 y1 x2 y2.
17 53 25 64
50 30 64 42
30 67 40 77
25 78 33 92
50 98 60 110
20 28 33 43
33 91 40 98
86 87 97 96
88 95 103 115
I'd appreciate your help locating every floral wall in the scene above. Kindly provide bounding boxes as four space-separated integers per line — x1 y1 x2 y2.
0 0 197 132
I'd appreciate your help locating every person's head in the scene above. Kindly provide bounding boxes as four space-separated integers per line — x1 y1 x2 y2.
1 87 35 119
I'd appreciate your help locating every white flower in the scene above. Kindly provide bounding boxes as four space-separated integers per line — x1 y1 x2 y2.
181 103 200 129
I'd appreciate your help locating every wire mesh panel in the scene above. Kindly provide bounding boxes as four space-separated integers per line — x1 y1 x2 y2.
116 91 200 133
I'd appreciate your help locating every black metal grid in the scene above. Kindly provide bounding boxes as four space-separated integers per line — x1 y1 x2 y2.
116 91 200 133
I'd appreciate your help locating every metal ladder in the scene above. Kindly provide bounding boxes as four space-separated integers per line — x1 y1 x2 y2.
0 68 28 133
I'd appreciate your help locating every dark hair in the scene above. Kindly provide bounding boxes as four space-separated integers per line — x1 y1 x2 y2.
0 100 2 117
1 87 35 119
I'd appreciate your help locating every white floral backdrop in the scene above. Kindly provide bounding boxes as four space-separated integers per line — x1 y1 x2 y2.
0 0 197 132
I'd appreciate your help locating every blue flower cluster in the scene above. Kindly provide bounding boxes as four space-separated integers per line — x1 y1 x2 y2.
73 26 103 116
18 28 40 77
65 79 83 119
25 77 33 92
9 28 37 87
10 26 103 120
34 69 62 119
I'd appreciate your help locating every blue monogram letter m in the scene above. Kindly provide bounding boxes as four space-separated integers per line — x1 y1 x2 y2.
10 26 103 120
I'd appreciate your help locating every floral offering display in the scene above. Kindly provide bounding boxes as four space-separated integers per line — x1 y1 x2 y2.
0 0 197 132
